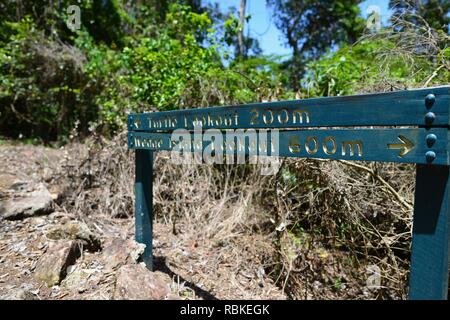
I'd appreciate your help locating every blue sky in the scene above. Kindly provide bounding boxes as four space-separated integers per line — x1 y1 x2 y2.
206 0 392 58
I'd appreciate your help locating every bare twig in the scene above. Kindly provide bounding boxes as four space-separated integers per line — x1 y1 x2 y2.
338 160 413 211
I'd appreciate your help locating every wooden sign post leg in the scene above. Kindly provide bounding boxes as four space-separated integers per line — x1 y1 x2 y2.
135 149 154 270
409 164 450 299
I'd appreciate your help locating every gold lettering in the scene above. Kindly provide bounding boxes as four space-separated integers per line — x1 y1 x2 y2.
263 109 274 125
147 116 180 128
223 114 233 126
134 137 162 149
207 113 214 127
342 140 363 156
323 136 337 155
277 109 289 124
293 110 310 124
215 115 223 126
305 136 318 154
288 136 301 154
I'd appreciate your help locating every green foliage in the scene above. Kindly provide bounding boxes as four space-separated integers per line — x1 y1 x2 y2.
303 40 382 97
223 14 240 46
124 4 214 109
0 17 98 139
211 5 261 60
268 0 365 89
303 37 450 97
333 277 343 291
165 3 212 40
1 1 448 140
0 0 131 45
107 32 287 128
81 3 288 131
79 0 129 47
0 2 287 139
389 0 450 33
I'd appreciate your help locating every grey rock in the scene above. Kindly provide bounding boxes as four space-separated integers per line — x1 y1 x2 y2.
113 264 171 300
34 240 81 287
101 238 145 271
46 220 102 252
62 268 96 292
0 173 23 193
130 242 146 262
1 289 38 300
1 183 53 220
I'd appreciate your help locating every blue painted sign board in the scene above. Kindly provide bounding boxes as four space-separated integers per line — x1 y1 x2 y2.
128 128 449 165
127 86 450 300
128 86 450 131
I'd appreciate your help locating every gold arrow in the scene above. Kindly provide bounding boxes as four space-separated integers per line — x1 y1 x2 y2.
133 118 142 129
387 135 415 157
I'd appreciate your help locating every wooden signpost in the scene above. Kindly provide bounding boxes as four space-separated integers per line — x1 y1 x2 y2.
127 86 450 300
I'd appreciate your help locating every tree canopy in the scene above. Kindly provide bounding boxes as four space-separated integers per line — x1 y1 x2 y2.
267 0 365 90
0 0 448 140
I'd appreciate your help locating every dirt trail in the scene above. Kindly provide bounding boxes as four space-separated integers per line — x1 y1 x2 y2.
0 142 286 300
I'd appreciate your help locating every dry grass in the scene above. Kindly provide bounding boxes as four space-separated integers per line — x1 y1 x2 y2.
360 1 450 89
51 12 450 299
55 133 415 299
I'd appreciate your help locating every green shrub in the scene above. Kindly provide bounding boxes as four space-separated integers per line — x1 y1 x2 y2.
304 35 450 98
0 17 98 139
94 4 290 131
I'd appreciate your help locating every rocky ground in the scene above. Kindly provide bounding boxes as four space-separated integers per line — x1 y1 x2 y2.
0 141 286 300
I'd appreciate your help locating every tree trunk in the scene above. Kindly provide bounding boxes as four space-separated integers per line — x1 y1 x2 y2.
237 0 247 59
287 27 301 91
